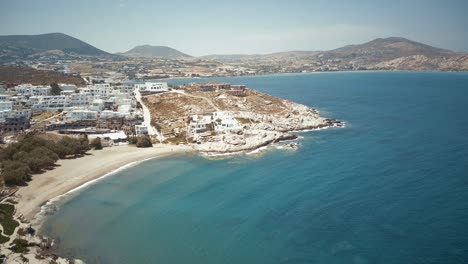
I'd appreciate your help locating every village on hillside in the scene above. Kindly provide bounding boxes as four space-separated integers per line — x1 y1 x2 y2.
0 80 171 145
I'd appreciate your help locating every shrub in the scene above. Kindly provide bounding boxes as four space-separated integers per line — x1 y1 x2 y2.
136 136 152 148
90 137 103 150
128 136 138 145
2 161 31 185
0 134 91 186
9 238 29 254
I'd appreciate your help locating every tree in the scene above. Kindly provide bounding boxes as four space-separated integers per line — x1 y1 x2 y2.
90 137 103 150
128 136 138 145
1 161 31 185
136 136 152 148
50 83 62 95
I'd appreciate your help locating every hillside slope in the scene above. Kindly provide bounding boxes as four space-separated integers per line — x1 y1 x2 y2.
0 33 111 58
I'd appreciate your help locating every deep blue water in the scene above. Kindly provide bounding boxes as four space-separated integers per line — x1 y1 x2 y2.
41 72 468 264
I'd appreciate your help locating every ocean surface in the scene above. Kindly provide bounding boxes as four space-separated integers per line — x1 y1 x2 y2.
41 72 468 264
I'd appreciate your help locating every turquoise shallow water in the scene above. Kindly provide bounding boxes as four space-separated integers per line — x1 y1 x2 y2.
41 72 468 263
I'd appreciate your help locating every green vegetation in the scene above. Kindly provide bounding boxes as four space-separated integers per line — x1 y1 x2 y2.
9 238 30 254
0 231 9 244
90 137 103 150
0 133 90 185
0 204 19 237
50 83 62 95
136 136 152 148
128 136 138 145
128 136 153 147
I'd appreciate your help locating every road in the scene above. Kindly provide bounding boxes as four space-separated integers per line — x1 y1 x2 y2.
135 90 165 142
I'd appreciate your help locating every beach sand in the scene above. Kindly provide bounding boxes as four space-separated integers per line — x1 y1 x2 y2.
15 144 192 222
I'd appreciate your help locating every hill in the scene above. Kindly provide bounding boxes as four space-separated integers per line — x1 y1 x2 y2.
0 66 86 86
202 37 468 71
119 45 192 59
201 51 319 63
317 37 468 71
0 33 112 61
321 37 452 62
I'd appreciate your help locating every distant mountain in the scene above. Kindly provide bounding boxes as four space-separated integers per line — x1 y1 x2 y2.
119 45 192 59
318 37 467 71
202 37 468 71
0 33 112 61
321 37 452 62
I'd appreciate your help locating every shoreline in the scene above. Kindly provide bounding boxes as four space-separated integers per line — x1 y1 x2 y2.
15 144 193 223
141 70 468 83
15 123 344 223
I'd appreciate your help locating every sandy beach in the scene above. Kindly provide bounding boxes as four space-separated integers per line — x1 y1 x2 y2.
15 144 192 222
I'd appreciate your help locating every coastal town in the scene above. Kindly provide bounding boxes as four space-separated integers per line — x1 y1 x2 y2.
0 79 342 150
0 73 343 263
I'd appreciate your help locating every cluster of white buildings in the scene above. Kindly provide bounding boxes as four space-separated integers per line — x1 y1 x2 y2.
187 111 242 138
0 81 170 135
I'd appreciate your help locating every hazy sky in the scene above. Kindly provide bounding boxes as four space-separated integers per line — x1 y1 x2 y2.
1 0 467 56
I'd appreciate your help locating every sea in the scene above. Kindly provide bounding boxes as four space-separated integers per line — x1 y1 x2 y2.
40 72 468 264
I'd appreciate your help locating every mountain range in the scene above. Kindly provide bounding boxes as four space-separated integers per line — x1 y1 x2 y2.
0 33 466 71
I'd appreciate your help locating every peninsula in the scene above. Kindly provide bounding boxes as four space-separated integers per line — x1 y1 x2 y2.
0 78 341 263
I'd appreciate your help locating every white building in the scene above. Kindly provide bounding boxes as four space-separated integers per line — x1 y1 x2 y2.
69 93 92 107
59 84 78 92
89 99 105 111
0 94 11 101
135 124 149 136
117 84 134 94
15 84 51 96
87 84 113 98
88 131 128 144
212 112 241 132
99 110 127 119
187 112 241 137
0 101 13 112
0 108 32 121
187 114 213 137
31 95 69 110
134 82 169 94
65 110 98 121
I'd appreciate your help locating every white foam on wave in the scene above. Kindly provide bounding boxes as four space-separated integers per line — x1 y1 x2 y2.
246 145 269 155
291 122 346 133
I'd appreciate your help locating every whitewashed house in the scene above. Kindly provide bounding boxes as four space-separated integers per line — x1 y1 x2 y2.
88 84 113 98
135 124 149 136
15 84 51 97
31 95 69 110
99 110 127 119
0 94 11 101
89 99 105 111
187 114 213 137
59 84 78 92
65 110 98 121
69 92 92 107
134 82 169 94
0 101 12 112
212 112 241 132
